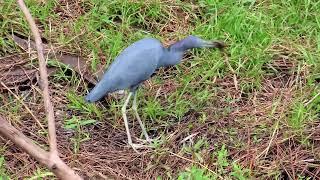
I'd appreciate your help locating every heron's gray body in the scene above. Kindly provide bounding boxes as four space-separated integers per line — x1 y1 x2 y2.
84 35 225 151
86 38 183 102
86 35 224 102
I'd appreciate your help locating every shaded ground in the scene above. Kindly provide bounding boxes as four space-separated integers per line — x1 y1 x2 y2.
1 0 320 179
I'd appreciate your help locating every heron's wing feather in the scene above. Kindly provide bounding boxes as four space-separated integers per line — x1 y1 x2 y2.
103 47 161 91
85 38 163 102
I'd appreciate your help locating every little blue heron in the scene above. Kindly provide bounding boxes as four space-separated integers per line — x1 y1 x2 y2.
85 35 225 151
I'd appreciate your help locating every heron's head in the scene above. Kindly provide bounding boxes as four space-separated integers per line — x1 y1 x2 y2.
85 94 95 103
84 87 104 103
169 35 226 51
185 35 226 49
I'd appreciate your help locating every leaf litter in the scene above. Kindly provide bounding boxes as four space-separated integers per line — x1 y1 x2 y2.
1 34 105 89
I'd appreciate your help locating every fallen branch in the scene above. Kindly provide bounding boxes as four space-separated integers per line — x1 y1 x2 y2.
0 116 81 179
13 34 105 85
0 0 82 179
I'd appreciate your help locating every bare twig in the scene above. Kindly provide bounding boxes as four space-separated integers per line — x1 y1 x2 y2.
304 92 320 107
222 51 235 74
258 119 279 159
222 51 239 91
179 132 199 144
17 0 57 156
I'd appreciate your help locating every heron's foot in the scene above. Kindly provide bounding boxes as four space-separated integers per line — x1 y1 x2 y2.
146 137 152 143
133 138 148 145
136 136 161 145
137 134 154 144
128 142 152 153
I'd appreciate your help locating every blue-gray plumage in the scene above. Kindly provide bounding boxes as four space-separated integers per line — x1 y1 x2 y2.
85 35 225 152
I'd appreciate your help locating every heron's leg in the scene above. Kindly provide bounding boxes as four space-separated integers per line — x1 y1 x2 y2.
132 91 151 142
122 92 149 152
121 92 134 145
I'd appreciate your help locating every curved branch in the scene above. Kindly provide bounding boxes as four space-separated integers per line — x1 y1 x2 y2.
17 0 57 155
4 0 84 179
0 116 82 179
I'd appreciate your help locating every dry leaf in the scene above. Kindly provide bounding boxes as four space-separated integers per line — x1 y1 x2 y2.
12 34 105 84
0 55 37 89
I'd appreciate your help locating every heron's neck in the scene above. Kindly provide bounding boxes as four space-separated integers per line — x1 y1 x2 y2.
157 48 184 68
157 38 202 68
168 38 197 51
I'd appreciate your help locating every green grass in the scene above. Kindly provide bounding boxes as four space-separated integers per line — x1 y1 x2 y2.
64 116 96 154
0 0 319 179
27 168 54 180
0 156 10 179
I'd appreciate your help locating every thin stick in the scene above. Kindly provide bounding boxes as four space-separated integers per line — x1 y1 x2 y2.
17 0 57 155
0 82 45 132
222 51 235 74
256 120 279 160
304 92 320 107
222 51 238 91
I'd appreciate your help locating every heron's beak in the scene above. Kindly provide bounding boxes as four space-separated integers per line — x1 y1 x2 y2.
202 40 226 49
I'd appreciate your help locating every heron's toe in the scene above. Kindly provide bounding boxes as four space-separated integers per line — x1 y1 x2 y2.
136 138 153 144
146 136 161 144
128 142 152 153
135 138 147 144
